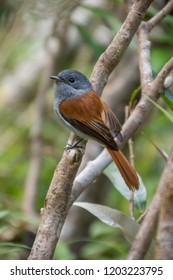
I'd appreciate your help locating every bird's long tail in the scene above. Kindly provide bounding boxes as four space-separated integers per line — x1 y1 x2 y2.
106 148 139 190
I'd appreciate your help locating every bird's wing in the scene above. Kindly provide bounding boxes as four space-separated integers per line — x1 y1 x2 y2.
62 113 118 150
101 102 123 142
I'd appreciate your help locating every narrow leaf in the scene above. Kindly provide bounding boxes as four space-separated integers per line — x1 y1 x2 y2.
145 94 173 122
0 242 30 250
129 86 141 107
147 137 169 162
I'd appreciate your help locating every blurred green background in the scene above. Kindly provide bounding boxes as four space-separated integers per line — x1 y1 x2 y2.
0 0 172 259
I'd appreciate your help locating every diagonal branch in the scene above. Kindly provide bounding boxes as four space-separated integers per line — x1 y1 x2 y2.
147 0 173 31
151 56 173 96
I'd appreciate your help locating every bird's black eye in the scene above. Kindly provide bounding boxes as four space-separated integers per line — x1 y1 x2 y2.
69 77 75 83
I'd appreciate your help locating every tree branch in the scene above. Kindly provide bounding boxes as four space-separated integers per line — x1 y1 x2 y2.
151 56 173 96
128 148 173 260
137 22 153 89
147 0 173 31
28 134 85 259
155 148 173 260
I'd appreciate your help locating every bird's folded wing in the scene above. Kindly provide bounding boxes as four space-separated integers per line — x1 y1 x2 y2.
101 103 123 142
61 113 118 150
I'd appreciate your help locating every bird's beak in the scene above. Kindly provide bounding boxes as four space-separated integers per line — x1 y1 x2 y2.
50 75 61 82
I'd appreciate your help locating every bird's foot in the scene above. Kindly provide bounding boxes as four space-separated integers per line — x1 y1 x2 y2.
65 138 85 151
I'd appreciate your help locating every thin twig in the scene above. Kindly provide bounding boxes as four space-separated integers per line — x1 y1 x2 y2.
125 106 135 220
151 56 173 96
147 0 173 31
137 209 148 224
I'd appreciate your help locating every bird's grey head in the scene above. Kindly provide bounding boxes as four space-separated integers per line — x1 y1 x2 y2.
50 69 92 101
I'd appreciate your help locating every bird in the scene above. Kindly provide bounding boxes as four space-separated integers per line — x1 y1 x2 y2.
50 69 139 190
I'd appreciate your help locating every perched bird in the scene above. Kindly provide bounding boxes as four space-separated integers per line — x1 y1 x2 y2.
50 69 139 190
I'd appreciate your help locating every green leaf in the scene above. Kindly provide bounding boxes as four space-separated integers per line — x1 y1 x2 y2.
145 94 173 122
74 202 139 244
129 86 141 107
0 242 30 250
103 162 146 212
